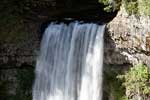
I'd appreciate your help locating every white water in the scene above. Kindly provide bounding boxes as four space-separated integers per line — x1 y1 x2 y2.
33 21 105 100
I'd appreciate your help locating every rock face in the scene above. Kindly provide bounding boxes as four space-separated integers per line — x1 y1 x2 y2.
0 21 39 100
0 0 115 99
106 5 150 66
1 2 150 99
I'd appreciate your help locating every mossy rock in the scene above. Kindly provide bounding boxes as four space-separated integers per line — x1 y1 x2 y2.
0 66 34 100
103 64 127 100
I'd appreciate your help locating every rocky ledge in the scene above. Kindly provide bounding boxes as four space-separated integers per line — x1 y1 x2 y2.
106 5 150 67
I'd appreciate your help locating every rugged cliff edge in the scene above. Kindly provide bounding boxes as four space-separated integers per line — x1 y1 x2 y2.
106 5 150 66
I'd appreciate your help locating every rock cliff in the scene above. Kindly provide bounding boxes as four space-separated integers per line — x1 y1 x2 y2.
106 5 150 67
0 2 150 100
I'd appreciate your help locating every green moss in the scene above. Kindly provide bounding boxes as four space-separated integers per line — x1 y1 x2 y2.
0 67 34 100
0 80 12 99
15 67 34 100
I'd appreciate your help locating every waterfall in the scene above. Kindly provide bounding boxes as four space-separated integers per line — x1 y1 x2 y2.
33 21 105 100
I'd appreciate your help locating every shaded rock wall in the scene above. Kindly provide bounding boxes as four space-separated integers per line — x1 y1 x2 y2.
0 21 40 100
0 22 40 68
0 0 114 99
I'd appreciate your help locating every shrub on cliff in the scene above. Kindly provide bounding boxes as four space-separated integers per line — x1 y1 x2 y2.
138 0 150 16
118 64 150 100
99 0 150 16
123 0 150 15
123 0 138 15
98 0 122 12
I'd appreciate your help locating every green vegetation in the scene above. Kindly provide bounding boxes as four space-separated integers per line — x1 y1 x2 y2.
0 67 34 100
103 65 126 100
124 0 138 15
99 0 150 16
138 0 150 16
15 68 34 100
99 0 122 12
118 64 150 100
126 0 150 15
104 64 150 100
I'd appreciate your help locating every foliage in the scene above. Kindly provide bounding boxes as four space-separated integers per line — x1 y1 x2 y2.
123 0 150 16
15 68 34 100
118 64 150 100
103 65 126 100
99 0 150 16
0 67 34 100
99 0 122 12
138 0 150 16
123 0 138 15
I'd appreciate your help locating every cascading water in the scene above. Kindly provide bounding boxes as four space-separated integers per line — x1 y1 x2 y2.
33 21 105 100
